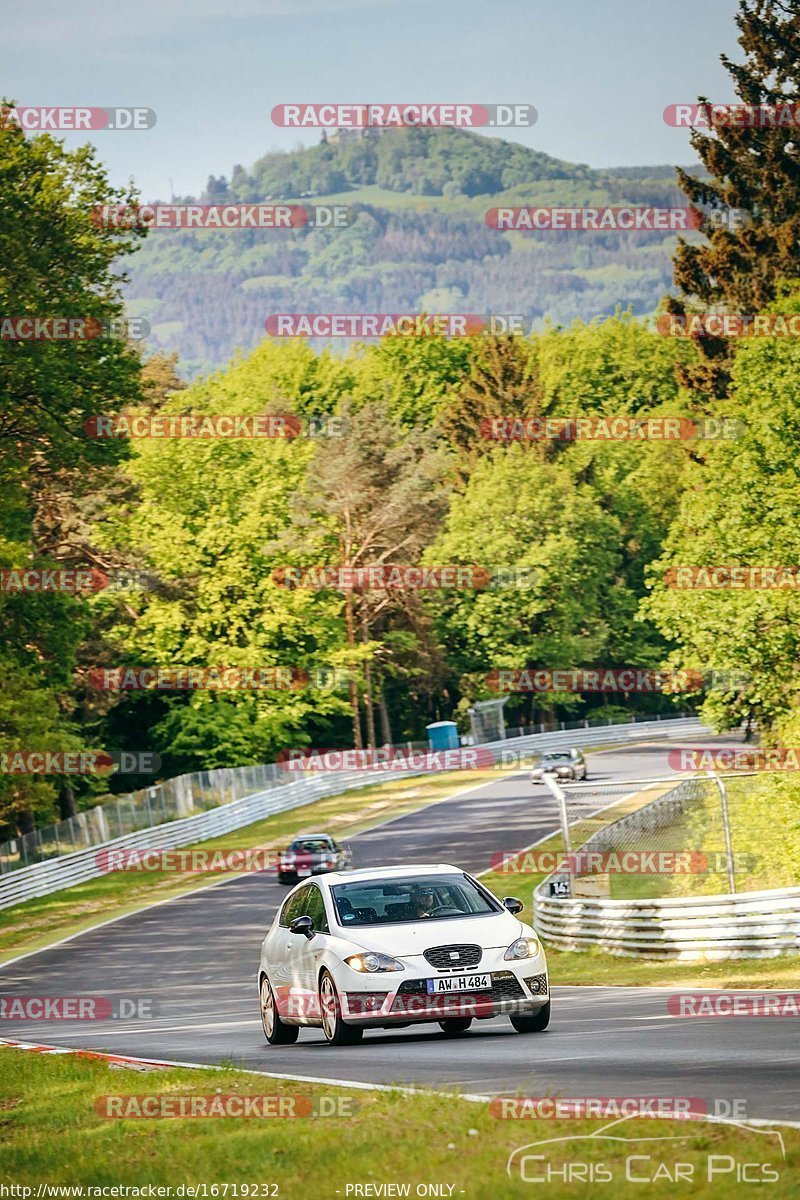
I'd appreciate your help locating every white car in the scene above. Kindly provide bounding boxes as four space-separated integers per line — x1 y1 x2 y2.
258 863 550 1046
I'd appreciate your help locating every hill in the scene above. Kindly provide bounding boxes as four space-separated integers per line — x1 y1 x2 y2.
122 127 695 378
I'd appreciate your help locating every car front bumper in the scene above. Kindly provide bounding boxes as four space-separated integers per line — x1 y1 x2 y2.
333 953 549 1026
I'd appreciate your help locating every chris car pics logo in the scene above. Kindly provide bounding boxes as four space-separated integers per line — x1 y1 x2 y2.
507 1115 785 1184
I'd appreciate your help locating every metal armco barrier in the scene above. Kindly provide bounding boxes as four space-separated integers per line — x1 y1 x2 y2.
534 885 800 960
0 716 705 912
534 771 800 960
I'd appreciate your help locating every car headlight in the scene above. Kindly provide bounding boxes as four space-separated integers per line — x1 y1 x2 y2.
344 952 405 973
504 936 541 961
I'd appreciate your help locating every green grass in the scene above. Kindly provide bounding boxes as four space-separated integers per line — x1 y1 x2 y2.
0 766 502 964
1 1049 796 1196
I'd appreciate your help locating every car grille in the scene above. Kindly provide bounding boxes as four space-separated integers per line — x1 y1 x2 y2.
423 943 482 970
390 972 525 1013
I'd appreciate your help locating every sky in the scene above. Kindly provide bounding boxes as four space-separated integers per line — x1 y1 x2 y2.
2 0 742 200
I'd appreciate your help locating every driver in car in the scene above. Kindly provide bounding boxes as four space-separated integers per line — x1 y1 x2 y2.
410 885 437 918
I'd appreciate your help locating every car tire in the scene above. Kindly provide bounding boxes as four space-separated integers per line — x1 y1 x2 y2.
510 1000 551 1033
319 970 363 1046
438 1018 473 1036
260 975 298 1045
277 873 294 885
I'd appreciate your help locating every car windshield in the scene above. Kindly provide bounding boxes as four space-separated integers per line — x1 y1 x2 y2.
290 838 331 853
330 874 500 926
540 754 570 765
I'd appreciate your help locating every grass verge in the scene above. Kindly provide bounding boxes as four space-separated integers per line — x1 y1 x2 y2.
0 1048 797 1197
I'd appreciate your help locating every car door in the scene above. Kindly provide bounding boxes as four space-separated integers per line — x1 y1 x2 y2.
273 885 311 1019
288 883 331 1021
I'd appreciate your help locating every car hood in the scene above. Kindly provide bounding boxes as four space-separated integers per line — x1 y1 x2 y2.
336 911 526 957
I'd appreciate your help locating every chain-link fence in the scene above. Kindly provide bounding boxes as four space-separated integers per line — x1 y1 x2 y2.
0 762 288 874
545 770 800 899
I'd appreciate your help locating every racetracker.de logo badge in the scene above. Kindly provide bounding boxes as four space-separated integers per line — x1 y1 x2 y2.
92 205 356 230
264 314 529 338
271 103 537 128
485 207 702 231
1 106 156 130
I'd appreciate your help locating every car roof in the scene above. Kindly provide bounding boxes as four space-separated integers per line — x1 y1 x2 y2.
318 863 464 886
292 832 334 839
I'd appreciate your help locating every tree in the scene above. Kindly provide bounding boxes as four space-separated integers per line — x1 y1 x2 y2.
0 111 146 835
425 447 630 725
280 400 452 747
643 289 800 740
667 0 800 395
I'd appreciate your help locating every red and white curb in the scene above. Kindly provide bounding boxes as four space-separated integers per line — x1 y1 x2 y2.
0 1036 182 1072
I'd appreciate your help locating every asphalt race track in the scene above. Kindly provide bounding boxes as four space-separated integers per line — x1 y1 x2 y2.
2 739 799 1121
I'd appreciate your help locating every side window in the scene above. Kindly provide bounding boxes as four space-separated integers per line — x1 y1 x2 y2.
302 884 329 933
279 886 310 927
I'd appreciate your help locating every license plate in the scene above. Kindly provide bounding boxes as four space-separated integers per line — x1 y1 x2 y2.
426 973 492 994
297 868 311 876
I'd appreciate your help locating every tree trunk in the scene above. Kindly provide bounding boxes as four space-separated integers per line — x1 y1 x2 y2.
17 808 35 836
361 611 377 749
59 781 77 820
344 591 363 749
378 687 393 746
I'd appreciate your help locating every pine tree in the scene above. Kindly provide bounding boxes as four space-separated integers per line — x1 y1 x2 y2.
668 0 800 395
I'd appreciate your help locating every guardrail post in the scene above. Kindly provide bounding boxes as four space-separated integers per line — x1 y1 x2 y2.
706 769 736 894
543 774 572 895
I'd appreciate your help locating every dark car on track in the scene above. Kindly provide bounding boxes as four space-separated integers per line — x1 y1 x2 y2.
277 833 354 885
530 748 588 784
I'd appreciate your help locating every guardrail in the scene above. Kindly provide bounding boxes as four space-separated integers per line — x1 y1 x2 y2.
533 772 800 960
0 716 705 912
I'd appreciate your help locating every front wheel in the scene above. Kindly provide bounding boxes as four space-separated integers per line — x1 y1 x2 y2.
260 975 298 1045
510 1000 550 1033
439 1018 473 1036
319 970 363 1046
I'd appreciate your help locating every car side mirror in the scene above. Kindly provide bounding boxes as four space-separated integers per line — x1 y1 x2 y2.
290 915 315 939
503 896 524 915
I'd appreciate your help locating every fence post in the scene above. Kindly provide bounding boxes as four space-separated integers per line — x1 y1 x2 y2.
544 775 572 894
706 770 736 893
